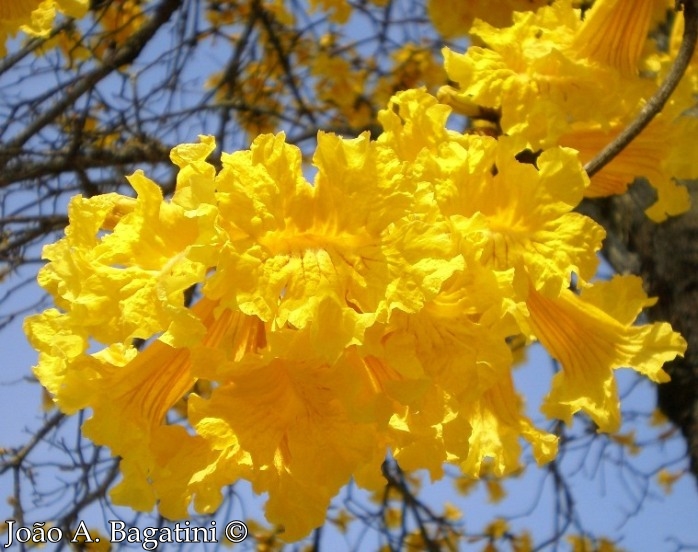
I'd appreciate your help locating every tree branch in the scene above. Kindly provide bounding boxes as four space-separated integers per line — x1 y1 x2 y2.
584 0 698 178
0 0 182 170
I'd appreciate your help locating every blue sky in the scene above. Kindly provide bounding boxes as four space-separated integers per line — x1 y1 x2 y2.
2 2 698 549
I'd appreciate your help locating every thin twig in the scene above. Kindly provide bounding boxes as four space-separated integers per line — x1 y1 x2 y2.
0 411 66 475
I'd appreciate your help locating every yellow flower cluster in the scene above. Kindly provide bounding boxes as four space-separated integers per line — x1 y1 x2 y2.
23 0 691 542
25 90 685 539
439 0 696 221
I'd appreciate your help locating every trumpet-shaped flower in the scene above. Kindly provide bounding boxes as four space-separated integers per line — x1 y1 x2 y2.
527 276 686 431
189 351 387 540
559 114 697 221
572 0 667 75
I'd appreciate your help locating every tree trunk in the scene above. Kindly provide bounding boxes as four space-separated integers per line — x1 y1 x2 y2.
581 180 698 478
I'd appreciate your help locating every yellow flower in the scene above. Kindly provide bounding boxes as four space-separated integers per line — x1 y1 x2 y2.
527 276 686 432
387 384 455 480
441 0 662 144
202 131 463 357
0 0 44 27
34 170 209 347
0 0 87 54
308 0 351 23
372 87 679 471
25 137 231 515
484 518 509 540
27 131 463 539
443 0 694 218
448 372 558 477
409 122 602 297
572 0 664 75
442 3 613 148
559 115 694 221
657 468 684 493
188 351 386 540
388 369 557 480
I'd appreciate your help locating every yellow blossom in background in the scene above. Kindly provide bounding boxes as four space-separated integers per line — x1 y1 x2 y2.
443 502 462 521
308 0 351 23
205 0 293 27
484 518 509 540
259 0 295 26
0 0 87 55
650 407 670 426
513 531 533 552
311 51 372 129
485 479 506 503
427 0 549 38
568 535 626 552
28 0 141 65
657 468 685 493
205 18 320 138
610 431 641 455
329 510 353 533
206 0 239 27
569 535 596 552
374 44 447 107
208 58 286 137
91 0 145 56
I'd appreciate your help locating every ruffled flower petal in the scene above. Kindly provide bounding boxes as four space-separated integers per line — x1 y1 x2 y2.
527 279 685 431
